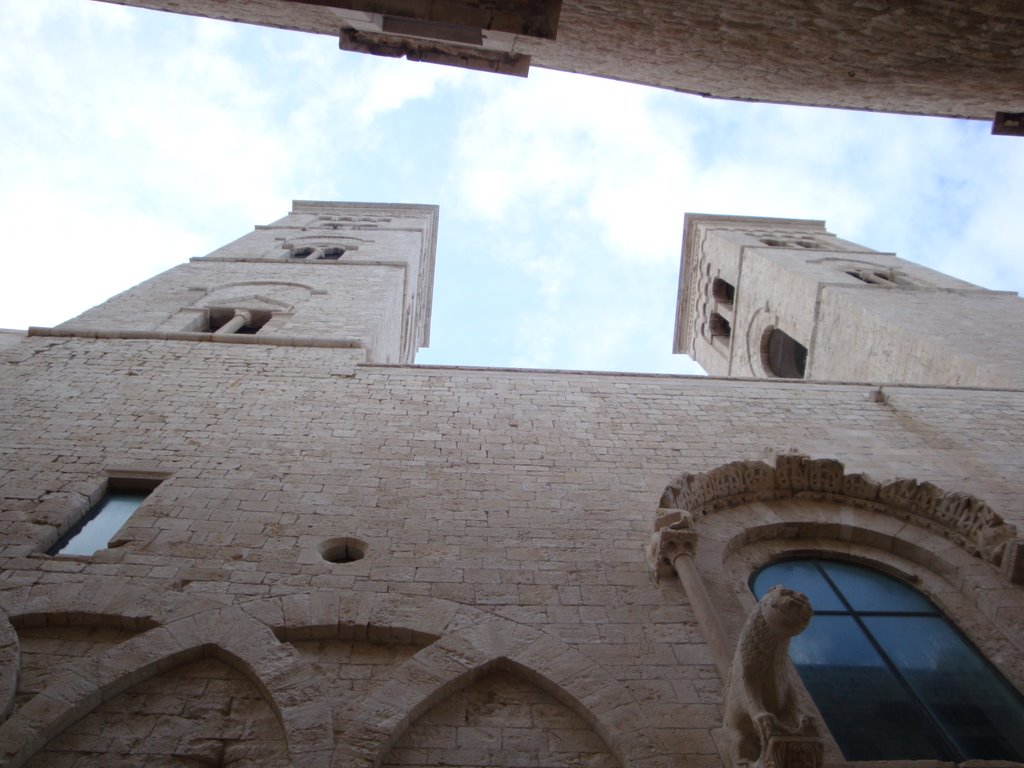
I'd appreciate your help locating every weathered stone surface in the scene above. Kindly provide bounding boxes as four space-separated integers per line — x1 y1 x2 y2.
3 204 1024 767
95 0 1024 119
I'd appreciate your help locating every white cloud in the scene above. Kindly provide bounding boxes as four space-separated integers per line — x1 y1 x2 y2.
0 182 207 328
353 59 468 123
2 0 1020 379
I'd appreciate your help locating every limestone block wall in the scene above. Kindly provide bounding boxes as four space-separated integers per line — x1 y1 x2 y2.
24 654 291 768
48 201 437 365
95 0 1024 119
207 206 435 268
675 215 871 373
677 216 1024 387
56 260 407 361
812 288 1024 388
537 1 1024 119
2 336 1024 765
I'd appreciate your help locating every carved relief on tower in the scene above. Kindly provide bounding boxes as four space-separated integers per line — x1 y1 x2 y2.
197 282 311 310
313 212 390 231
809 256 924 288
692 261 713 348
281 239 360 261
745 230 828 251
691 259 738 356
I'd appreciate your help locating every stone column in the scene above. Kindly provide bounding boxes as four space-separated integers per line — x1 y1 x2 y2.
649 525 731 680
214 309 252 335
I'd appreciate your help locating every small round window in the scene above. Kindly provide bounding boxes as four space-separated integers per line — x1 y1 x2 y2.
319 537 367 564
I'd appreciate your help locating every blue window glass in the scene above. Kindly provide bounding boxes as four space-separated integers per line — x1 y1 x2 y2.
753 558 1024 762
47 491 149 556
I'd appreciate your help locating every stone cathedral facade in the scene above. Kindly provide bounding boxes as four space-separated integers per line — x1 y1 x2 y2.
1 202 1024 767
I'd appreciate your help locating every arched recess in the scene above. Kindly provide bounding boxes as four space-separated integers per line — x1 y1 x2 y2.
24 653 291 767
203 280 317 297
8 612 154 720
0 593 333 768
382 660 619 768
332 617 663 768
157 280 316 333
649 455 1024 700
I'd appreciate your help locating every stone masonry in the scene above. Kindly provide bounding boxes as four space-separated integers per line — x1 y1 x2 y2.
677 214 1024 387
93 0 1024 123
2 202 1024 767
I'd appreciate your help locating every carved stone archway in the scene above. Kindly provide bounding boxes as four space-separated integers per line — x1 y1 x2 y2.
656 454 1022 580
649 455 1024 768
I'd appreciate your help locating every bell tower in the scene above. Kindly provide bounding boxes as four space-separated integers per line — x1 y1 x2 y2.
52 201 438 365
674 214 1024 388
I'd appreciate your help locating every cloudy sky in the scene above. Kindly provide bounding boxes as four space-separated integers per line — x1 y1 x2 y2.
1 1 1022 375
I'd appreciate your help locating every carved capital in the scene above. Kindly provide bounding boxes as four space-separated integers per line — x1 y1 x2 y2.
647 526 698 578
764 735 824 768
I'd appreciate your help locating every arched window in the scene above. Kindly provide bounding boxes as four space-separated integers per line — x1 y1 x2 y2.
710 312 732 339
712 277 735 306
752 558 1024 762
846 268 897 285
763 328 807 378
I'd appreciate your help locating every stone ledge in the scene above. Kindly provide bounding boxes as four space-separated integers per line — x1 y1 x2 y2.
27 327 364 349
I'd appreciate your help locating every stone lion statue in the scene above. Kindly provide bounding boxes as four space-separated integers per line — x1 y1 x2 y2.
722 586 819 767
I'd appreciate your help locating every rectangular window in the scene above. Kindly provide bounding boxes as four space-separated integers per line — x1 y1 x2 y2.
48 479 160 556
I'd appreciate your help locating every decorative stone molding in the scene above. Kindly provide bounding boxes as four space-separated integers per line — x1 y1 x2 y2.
658 455 1019 579
722 587 822 768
